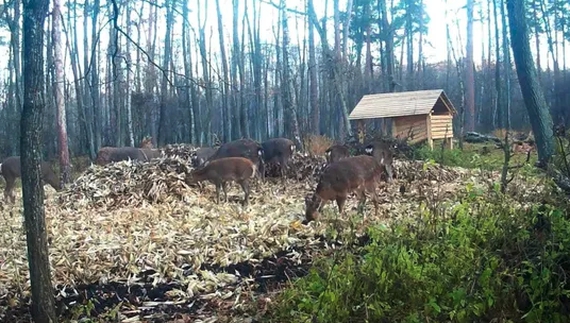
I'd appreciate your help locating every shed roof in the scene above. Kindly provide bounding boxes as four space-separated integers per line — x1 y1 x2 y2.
348 89 457 120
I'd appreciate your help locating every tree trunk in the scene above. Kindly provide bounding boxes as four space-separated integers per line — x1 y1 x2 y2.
308 0 319 135
465 0 475 132
124 0 134 146
109 0 122 147
493 0 503 129
52 0 70 186
197 0 212 144
90 0 102 151
157 0 174 146
280 0 302 147
506 0 554 163
6 0 22 156
21 0 57 321
182 0 195 144
82 0 96 159
499 0 511 129
215 0 231 142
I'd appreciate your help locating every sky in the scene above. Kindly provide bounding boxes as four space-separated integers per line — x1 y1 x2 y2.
199 0 567 67
0 0 568 86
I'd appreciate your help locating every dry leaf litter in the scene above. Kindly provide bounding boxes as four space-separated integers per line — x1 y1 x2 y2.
0 153 548 321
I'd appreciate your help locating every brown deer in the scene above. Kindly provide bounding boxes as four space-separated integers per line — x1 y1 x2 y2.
325 144 350 164
261 137 296 183
208 139 265 181
95 146 162 166
139 148 163 160
185 157 257 206
364 141 395 182
1 156 61 203
191 147 218 168
304 155 386 224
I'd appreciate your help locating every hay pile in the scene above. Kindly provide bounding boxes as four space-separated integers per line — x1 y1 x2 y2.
57 154 477 212
264 153 327 181
162 143 197 160
58 157 192 209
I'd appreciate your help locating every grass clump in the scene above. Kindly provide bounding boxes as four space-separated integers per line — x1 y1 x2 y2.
267 193 570 323
413 142 538 171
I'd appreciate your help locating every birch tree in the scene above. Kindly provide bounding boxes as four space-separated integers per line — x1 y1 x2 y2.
52 0 70 185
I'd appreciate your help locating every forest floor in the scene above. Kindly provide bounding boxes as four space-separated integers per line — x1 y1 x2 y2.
0 146 549 322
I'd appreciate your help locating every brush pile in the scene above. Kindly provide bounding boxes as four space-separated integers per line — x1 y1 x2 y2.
264 153 327 181
58 157 192 209
162 143 197 160
56 153 475 212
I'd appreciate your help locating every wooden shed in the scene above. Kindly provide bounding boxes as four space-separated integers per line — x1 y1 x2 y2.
348 89 457 149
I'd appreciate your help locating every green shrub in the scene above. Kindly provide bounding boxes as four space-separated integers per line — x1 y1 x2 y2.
268 195 570 323
412 143 538 172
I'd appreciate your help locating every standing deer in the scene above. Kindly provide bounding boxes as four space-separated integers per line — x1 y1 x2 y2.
325 144 351 164
208 139 265 181
191 147 218 168
364 141 395 182
1 156 61 203
261 137 296 184
185 157 257 206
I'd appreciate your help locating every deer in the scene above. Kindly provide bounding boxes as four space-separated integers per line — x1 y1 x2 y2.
95 146 162 166
1 156 61 203
191 147 218 168
185 157 257 206
325 144 351 164
304 155 386 224
139 148 163 160
140 136 153 149
208 139 265 181
364 140 395 182
261 137 296 184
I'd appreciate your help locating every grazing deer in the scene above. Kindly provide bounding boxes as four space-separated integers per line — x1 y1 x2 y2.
208 139 265 181
185 157 257 206
261 137 296 184
304 155 386 224
1 156 61 203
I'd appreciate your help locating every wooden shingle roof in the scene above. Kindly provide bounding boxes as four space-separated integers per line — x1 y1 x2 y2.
348 89 457 120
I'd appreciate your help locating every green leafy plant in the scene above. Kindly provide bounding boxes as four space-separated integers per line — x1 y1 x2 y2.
267 191 570 323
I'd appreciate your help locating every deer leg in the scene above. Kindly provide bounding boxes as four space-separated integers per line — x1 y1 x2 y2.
367 183 379 218
385 165 394 182
258 161 265 183
336 196 347 217
239 180 250 206
221 181 228 202
215 182 222 204
356 190 367 216
4 177 15 204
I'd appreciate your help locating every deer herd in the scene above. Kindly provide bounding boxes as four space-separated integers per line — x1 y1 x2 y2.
0 136 397 224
